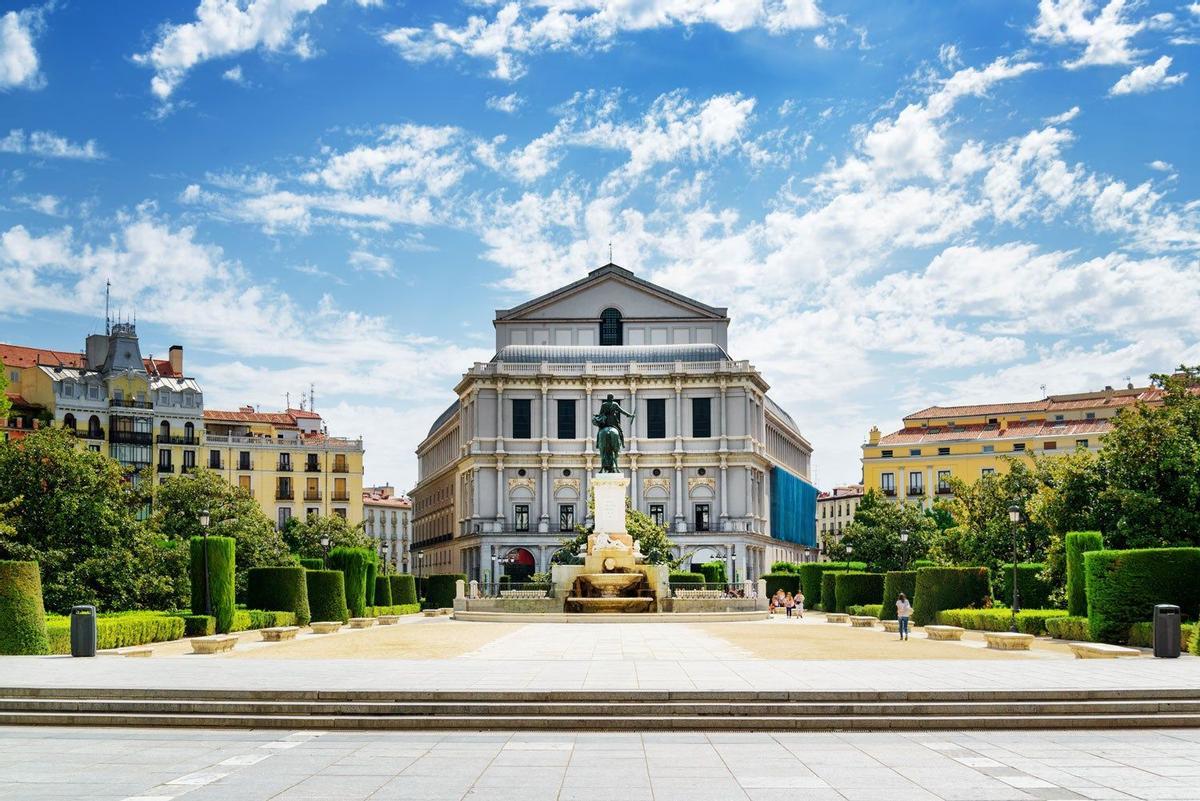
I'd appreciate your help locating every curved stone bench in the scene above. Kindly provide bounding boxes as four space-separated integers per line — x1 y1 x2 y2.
422 609 440 617
438 608 454 616
309 621 343 634
190 635 237 654
1069 642 1141 659
377 615 401 625
260 626 299 642
824 613 850 624
849 616 879 628
348 617 375 629
881 620 901 633
115 646 153 658
924 625 965 641
985 631 1035 650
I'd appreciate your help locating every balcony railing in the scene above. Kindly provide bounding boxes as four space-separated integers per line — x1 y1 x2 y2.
208 461 223 470
157 435 200 445
304 491 322 501
936 487 953 495
181 465 196 474
204 433 363 451
881 488 896 496
110 398 153 409
305 463 320 472
71 429 105 440
157 464 174 474
238 460 252 471
110 431 152 445
332 463 349 473
907 487 925 497
276 490 294 500
332 493 350 502
277 462 293 472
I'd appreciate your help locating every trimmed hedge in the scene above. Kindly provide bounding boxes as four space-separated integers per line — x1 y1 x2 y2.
1084 548 1200 645
45 612 185 654
834 572 884 613
246 567 311 626
305 569 349 623
1065 531 1103 617
763 573 800 597
771 561 801 574
366 604 420 617
912 567 991 626
390 574 418 606
821 571 852 615
911 559 935 569
190 536 236 633
299 558 324 571
669 572 706 590
424 573 467 609
0 560 49 655
365 559 378 607
328 547 372 618
1046 615 1090 641
797 563 863 608
184 615 215 637
374 576 393 606
1191 623 1200 656
697 561 728 585
881 571 916 620
994 563 1053 611
846 604 883 618
936 607 1067 636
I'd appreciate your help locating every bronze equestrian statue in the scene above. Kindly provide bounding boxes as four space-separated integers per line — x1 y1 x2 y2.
592 393 634 473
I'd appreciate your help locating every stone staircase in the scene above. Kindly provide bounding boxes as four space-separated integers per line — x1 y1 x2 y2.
2 687 1200 730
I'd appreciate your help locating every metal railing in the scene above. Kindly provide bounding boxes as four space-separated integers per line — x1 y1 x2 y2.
110 398 153 409
277 462 293 472
304 491 322 501
157 435 200 444
332 463 349 473
110 431 152 445
276 490 294 500
331 492 351 501
205 433 363 450
157 464 174 473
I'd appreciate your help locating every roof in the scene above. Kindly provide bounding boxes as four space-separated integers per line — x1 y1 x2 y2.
876 418 1115 446
363 492 411 509
495 263 728 321
144 358 179 377
204 408 301 427
904 387 1157 421
426 399 460 438
0 343 84 369
3 392 37 410
287 408 322 420
818 484 865 501
492 343 731 364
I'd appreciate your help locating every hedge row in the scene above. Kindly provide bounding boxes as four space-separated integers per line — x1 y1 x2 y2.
328 547 373 618
834 573 884 613
306 569 349 623
912 567 990 626
1045 615 1090 641
935 607 1068 636
374 576 393 606
190 536 236 633
390 574 418 606
246 567 311 626
365 560 379 607
763 573 800 597
846 604 883 618
1065 531 1103 617
45 611 186 654
993 563 1053 610
1084 548 1200 644
881 571 916 620
184 615 215 637
797 563 865 608
696 561 727 585
0 560 49 655
820 571 850 614
424 574 466 609
365 604 421 617
669 572 707 590
299 557 324 571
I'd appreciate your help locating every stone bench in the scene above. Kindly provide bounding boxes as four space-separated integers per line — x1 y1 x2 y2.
115 646 153 658
1069 642 1141 659
924 625 965 641
881 620 901 633
438 608 454 616
259 626 299 642
377 615 402 625
422 609 440 617
190 635 237 654
849 616 879 628
824 613 850 624
348 617 375 629
309 621 343 634
985 631 1035 650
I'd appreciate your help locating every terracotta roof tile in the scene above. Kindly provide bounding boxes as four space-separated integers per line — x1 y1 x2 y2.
877 418 1114 446
0 343 84 369
203 408 298 426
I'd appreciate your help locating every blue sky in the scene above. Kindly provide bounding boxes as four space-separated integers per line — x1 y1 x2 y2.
1 0 1198 491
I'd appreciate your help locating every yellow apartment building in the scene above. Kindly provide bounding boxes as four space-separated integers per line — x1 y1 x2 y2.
862 384 1164 508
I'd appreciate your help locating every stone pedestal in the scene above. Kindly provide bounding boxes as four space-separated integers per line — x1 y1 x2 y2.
592 474 629 536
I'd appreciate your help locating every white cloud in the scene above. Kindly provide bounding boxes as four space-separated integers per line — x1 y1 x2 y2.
1148 159 1173 172
133 0 328 101
1043 105 1080 124
0 129 104 160
383 0 823 80
1109 55 1187 95
347 249 393 275
222 64 247 84
0 7 44 90
486 92 524 113
1030 0 1145 68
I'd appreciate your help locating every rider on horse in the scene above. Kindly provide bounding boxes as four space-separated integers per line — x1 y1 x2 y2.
593 394 634 473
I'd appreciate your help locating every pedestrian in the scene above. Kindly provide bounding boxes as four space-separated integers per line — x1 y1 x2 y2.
895 592 913 641
795 590 805 618
784 592 795 618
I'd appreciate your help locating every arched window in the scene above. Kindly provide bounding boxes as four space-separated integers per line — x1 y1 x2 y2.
62 413 76 431
160 420 171 441
184 421 194 442
599 307 622 346
88 415 102 438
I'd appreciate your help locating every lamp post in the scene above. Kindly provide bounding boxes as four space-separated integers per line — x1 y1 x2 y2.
731 554 738 588
844 544 853 572
490 555 498 595
1007 504 1022 633
199 510 211 616
320 535 330 569
899 529 910 570
380 542 390 576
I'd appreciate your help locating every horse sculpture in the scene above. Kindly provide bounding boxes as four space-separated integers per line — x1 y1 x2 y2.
593 393 634 474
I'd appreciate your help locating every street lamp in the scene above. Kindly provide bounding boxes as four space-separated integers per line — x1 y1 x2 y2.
899 528 911 570
491 555 498 594
1007 504 1022 633
731 553 738 587
320 535 331 569
199 510 211 616
380 542 390 575
844 544 853 572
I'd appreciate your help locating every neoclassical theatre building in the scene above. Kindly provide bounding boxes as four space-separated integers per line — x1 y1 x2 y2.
411 264 818 584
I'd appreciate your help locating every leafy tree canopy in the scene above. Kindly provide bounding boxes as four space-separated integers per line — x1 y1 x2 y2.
826 489 936 571
553 494 680 567
0 359 10 422
282 511 372 559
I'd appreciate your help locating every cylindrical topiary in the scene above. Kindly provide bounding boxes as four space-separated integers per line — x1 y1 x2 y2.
762 573 800 597
374 575 392 607
305 569 349 623
328 547 371 618
881 571 916 619
697 561 727 585
1084 547 1200 644
190 536 236 633
0 560 50 655
390 574 418 606
994 563 1053 610
669 572 706 592
246 566 311 626
1065 531 1103 617
424 573 467 609
912 567 991 626
299 557 324 571
365 558 378 607
834 572 884 613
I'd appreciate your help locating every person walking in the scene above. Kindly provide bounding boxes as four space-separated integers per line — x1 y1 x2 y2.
784 592 796 618
895 593 913 641
795 590 805 619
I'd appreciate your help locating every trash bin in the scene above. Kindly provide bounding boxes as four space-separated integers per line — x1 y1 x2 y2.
1153 604 1181 658
70 605 96 658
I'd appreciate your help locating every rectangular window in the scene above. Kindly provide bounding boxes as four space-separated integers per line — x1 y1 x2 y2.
649 504 665 527
937 447 950 456
334 478 347 500
333 508 346 520
908 472 924 495
694 503 711 532
692 397 712 438
239 451 251 470
982 468 996 477
1012 443 1026 452
209 449 221 469
1044 441 1057 451
277 477 292 499
277 507 292 530
238 475 251 491
880 473 895 494
982 445 995 453
909 448 921 457
306 453 319 471
182 450 195 469
937 470 951 492
556 399 575 440
558 504 575 532
306 477 319 500
157 448 171 469
278 452 292 471
646 398 666 439
512 399 532 439
514 504 529 532
1085 412 1095 420
881 450 893 458
1076 439 1089 448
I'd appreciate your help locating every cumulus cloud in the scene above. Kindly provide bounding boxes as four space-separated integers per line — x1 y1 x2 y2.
1030 0 1145 68
486 92 524 113
0 129 104 160
1109 55 1187 95
0 6 44 90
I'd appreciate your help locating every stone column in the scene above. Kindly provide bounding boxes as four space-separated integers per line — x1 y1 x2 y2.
630 455 640 511
719 455 729 529
495 459 505 523
471 467 480 520
538 456 549 532
673 379 683 448
673 456 686 533
540 380 549 444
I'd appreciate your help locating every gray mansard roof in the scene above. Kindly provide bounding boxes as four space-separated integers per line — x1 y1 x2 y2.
492 344 731 364
426 399 460 438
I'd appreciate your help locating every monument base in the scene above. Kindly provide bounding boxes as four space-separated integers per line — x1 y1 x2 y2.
591 474 629 535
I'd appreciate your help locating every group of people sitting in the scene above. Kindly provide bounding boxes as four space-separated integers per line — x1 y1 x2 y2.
768 588 805 618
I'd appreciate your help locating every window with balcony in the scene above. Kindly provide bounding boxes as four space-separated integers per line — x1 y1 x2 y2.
238 451 251 470
209 449 222 469
692 397 712 438
278 453 292 471
306 454 320 472
305 477 320 501
277 507 292 530
646 398 666 439
333 455 348 473
937 470 951 494
694 503 711 532
184 422 195 444
512 399 532 439
157 448 172 473
559 504 575 532
62 413 76 432
514 504 530 532
333 477 348 501
182 450 195 472
880 473 896 496
649 504 665 527
276 477 293 500
238 475 251 492
907 473 924 496
556 399 575 439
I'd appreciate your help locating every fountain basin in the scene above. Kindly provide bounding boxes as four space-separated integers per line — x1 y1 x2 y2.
577 572 643 598
568 597 655 613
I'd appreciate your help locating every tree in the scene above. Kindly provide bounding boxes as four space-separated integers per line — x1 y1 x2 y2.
552 494 680 567
0 359 10 422
151 468 290 599
829 490 935 571
1028 449 1106 595
282 512 372 559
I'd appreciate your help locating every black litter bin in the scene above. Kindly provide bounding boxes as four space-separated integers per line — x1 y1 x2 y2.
1153 604 1181 658
70 605 96 657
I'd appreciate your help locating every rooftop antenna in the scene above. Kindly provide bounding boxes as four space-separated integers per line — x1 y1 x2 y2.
608 242 613 263
310 382 315 412
104 280 111 335
1040 384 1047 398
286 391 291 410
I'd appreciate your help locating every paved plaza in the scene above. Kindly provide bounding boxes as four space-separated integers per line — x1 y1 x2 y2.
4 725 1200 801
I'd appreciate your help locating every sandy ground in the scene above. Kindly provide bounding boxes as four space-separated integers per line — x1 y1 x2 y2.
224 619 525 660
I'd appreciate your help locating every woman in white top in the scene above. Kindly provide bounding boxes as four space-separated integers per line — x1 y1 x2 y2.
795 591 805 618
895 593 913 641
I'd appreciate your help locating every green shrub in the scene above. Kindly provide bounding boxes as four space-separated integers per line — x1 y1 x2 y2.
994 563 1054 611
328 547 372 618
771 561 801 574
1191 623 1200 656
821 571 851 614
183 615 215 636
1065 531 1103 617
697 561 727 585
912 567 991 626
190 536 236 633
374 576 393 607
1046 616 1091 641
1085 548 1200 644
44 612 186 654
859 604 883 618
796 563 862 608
299 558 324 571
390 574 417 606
834 573 884 613
670 572 706 590
881 571 916 620
365 558 378 607
936 607 1067 636
911 559 935 569
305 570 349 623
0 560 49 655
246 567 311 626
424 574 466 609
228 610 253 632
763 573 800 597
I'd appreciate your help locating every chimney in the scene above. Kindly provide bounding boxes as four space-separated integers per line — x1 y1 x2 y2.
85 334 108 370
868 426 881 445
168 345 183 376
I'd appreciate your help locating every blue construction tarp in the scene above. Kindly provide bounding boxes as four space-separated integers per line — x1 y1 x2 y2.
770 466 818 547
